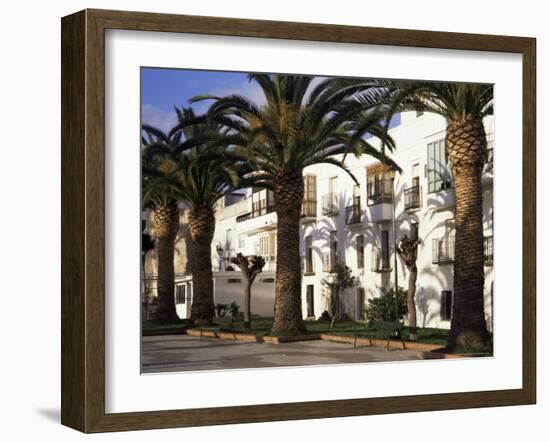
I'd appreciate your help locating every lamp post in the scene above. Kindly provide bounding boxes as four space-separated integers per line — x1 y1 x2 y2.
384 169 400 333
391 175 400 330
216 245 224 271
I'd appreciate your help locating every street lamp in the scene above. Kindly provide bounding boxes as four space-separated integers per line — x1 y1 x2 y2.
384 168 400 335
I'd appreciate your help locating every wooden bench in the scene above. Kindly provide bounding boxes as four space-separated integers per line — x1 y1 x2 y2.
354 320 406 350
197 326 222 338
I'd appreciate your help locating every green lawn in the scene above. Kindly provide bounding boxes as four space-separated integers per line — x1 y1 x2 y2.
142 316 492 355
213 316 365 336
212 316 449 345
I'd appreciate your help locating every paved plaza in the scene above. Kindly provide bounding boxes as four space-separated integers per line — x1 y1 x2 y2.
141 334 424 373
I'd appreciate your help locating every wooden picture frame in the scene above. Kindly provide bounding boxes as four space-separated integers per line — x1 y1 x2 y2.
61 8 536 433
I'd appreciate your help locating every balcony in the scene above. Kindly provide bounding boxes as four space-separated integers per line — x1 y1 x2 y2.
404 185 421 210
432 236 455 264
371 248 392 273
366 179 393 222
301 200 317 220
367 179 393 206
235 200 275 223
322 251 339 272
345 204 362 225
321 193 338 216
432 235 493 265
220 198 249 220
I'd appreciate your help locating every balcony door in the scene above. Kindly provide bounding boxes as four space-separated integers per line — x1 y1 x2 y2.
329 176 338 196
306 285 315 318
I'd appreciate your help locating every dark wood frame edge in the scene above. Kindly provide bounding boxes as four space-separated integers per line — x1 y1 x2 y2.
61 8 536 433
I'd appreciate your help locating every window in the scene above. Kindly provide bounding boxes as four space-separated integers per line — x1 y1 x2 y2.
175 284 186 304
356 235 365 269
238 234 245 249
353 184 361 206
306 285 315 317
305 236 314 273
366 163 394 205
357 287 366 320
304 175 317 202
251 189 274 216
329 176 338 194
302 175 317 217
227 278 241 284
330 231 338 269
258 234 277 262
441 290 453 320
411 222 419 240
427 139 452 193
258 236 269 259
269 233 277 261
225 228 233 250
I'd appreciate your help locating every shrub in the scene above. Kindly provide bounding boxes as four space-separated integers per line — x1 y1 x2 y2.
365 286 408 321
319 310 331 321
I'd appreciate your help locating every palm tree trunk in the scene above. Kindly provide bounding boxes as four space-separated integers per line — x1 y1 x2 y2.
271 172 307 335
243 281 252 330
154 204 179 323
447 116 489 350
407 269 418 341
188 206 216 325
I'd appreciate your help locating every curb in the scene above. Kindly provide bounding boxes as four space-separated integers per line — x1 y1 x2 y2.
183 328 466 358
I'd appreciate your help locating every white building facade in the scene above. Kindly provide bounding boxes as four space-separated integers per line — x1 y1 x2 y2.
168 111 494 330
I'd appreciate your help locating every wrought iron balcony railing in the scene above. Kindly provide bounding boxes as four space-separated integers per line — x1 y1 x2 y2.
235 199 275 223
404 185 421 210
301 200 317 218
433 235 493 265
345 204 362 225
367 179 393 206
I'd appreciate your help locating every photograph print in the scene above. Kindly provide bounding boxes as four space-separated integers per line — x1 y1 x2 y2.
140 68 494 374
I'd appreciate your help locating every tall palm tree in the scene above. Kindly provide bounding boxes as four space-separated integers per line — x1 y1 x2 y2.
339 80 493 349
143 108 249 325
142 127 184 323
192 74 397 335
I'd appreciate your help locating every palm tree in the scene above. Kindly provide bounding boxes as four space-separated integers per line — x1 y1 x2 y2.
142 128 184 323
143 108 249 325
340 80 493 349
192 74 397 335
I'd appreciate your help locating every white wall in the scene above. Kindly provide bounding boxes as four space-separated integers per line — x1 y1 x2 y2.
211 112 494 328
1 1 546 441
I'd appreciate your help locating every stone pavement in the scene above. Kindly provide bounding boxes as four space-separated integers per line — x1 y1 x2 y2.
141 334 423 373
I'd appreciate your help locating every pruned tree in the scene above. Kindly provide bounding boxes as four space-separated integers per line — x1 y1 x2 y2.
396 234 420 341
321 263 357 328
231 253 266 329
141 228 156 301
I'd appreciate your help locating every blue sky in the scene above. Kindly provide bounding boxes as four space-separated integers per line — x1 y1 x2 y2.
141 67 399 133
141 68 266 133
